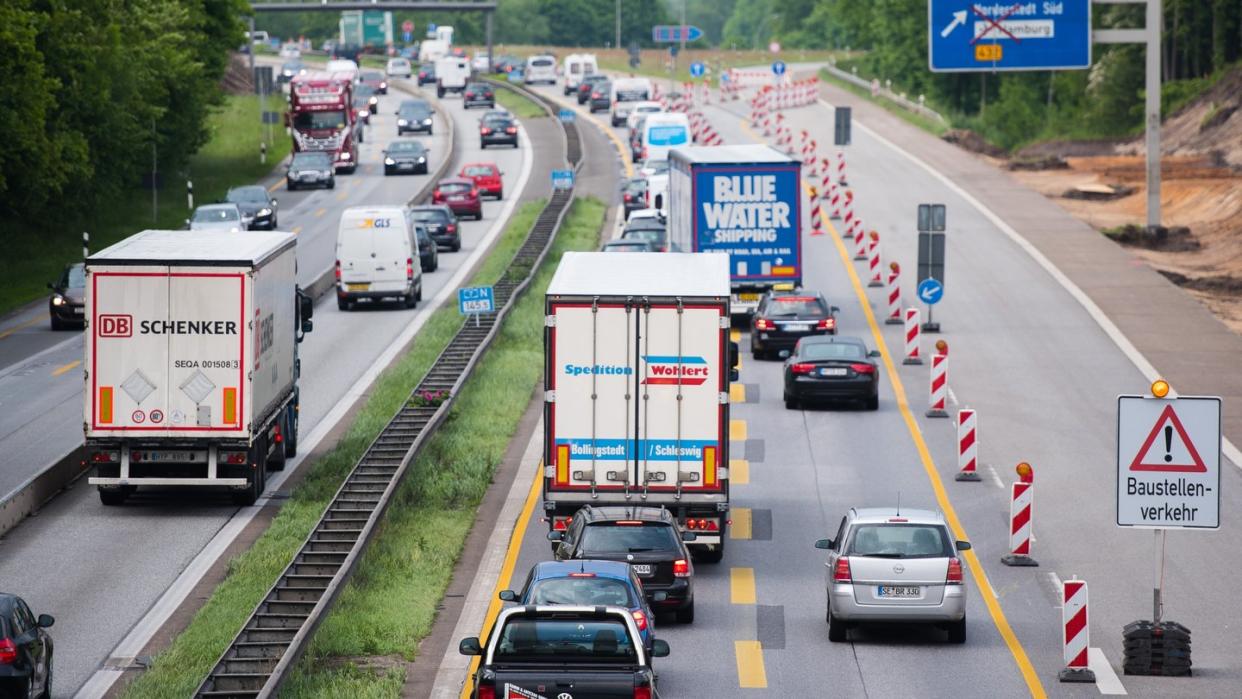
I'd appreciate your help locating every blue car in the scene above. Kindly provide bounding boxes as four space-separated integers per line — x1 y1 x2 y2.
499 560 659 650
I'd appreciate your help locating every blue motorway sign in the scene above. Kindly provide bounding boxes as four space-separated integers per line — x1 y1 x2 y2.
929 1 1091 72
558 108 575 123
917 278 944 305
652 25 704 43
771 60 786 76
689 62 705 77
403 31 412 43
458 286 495 315
551 168 575 190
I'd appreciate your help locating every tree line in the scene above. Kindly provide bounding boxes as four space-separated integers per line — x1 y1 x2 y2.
0 0 246 223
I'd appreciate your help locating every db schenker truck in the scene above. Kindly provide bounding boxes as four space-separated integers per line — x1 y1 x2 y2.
542 252 738 562
84 230 314 506
668 144 802 317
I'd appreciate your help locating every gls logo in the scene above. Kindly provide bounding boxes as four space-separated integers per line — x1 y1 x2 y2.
98 314 133 337
359 217 392 228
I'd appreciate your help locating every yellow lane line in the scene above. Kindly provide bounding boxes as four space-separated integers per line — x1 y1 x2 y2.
729 382 746 403
730 418 748 441
335 191 348 201
0 315 47 340
730 458 750 485
292 226 302 235
52 360 80 377
734 640 769 688
266 178 284 193
314 207 327 218
731 507 752 540
459 462 544 699
730 328 741 342
730 567 757 604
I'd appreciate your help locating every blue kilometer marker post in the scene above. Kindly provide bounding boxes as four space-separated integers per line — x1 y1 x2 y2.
458 286 495 327
928 0 1092 72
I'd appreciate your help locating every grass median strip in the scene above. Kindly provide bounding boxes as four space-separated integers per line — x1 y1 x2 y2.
493 85 548 121
120 198 549 699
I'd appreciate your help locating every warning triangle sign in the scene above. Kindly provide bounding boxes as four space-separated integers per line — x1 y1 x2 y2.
1129 404 1208 473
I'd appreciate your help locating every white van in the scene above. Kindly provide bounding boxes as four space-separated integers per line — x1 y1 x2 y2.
524 54 557 85
325 58 360 83
639 112 690 163
419 39 449 63
435 56 470 97
336 206 423 311
610 77 653 126
562 54 598 94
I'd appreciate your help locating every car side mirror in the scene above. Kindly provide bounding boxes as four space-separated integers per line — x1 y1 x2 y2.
298 289 314 321
868 350 881 358
652 591 668 602
956 540 972 551
37 614 54 628
814 538 834 550
546 530 563 542
498 589 517 602
651 639 670 658
831 306 840 314
458 637 482 656
681 530 697 542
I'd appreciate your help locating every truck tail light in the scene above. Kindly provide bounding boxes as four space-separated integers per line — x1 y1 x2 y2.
703 445 717 487
335 260 341 281
552 515 573 531
131 451 143 463
754 318 774 331
406 257 414 280
790 363 815 374
476 684 496 699
0 637 17 664
634 686 652 699
91 450 120 463
555 444 570 485
631 609 648 631
673 559 690 578
817 317 836 330
850 363 876 374
273 423 283 444
833 557 853 582
946 557 963 585
222 451 249 465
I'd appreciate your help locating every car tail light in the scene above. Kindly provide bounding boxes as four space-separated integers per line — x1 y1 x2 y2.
406 257 414 280
631 609 648 631
790 363 815 374
673 559 690 578
754 318 774 331
0 637 17 664
641 147 648 160
568 572 597 578
817 317 836 330
850 363 876 374
480 127 492 135
505 127 517 134
433 189 441 199
477 685 496 699
624 193 632 202
616 520 643 525
833 557 853 583
447 224 457 233
592 91 601 98
946 557 963 585
634 687 652 699
471 188 479 198
334 260 341 281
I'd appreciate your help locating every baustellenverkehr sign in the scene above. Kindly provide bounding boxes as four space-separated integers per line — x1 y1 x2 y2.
928 1 1091 72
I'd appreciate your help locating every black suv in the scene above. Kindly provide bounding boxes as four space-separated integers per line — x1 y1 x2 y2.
577 74 609 105
550 506 697 623
0 593 54 699
463 82 495 109
751 285 840 360
408 205 461 251
397 99 434 135
621 177 649 219
286 151 335 190
480 114 518 148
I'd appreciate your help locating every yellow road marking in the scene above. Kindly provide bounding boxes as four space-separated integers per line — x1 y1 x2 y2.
266 178 284 193
731 506 752 539
459 462 544 699
292 226 302 235
314 207 327 218
731 567 757 604
335 191 348 201
52 360 80 377
0 315 47 340
737 112 1047 698
734 640 768 688
729 382 746 403
730 328 741 342
730 458 750 485
730 418 747 441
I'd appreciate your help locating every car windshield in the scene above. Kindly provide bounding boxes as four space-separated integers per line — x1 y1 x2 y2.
60 264 86 289
439 182 472 194
495 618 637 663
847 524 953 559
193 207 239 222
581 522 679 554
292 111 346 130
463 165 494 176
292 152 332 167
227 187 268 203
528 577 636 607
389 142 424 153
604 242 650 252
622 229 664 244
766 296 827 316
801 342 865 361
410 210 447 223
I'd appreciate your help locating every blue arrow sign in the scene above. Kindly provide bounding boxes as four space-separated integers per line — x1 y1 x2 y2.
689 62 705 78
917 278 944 305
402 31 412 43
929 0 1091 72
771 60 786 76
652 25 703 43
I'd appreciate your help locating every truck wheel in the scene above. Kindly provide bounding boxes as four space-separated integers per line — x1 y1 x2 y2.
675 601 695 624
269 414 289 471
98 487 131 506
337 297 351 311
285 401 299 457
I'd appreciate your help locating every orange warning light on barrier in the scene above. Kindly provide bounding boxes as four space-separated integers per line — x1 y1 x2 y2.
1016 461 1034 483
1151 379 1170 398
890 262 900 273
935 339 948 355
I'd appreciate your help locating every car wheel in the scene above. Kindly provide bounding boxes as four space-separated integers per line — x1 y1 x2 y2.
428 127 434 135
947 617 967 644
475 211 484 221
866 394 879 411
784 393 800 411
827 603 847 642
675 601 695 624
337 297 351 311
404 291 417 308
287 180 297 191
384 167 392 176
39 654 51 699
496 190 503 200
51 314 65 331
480 141 487 149
327 178 336 189
452 240 462 252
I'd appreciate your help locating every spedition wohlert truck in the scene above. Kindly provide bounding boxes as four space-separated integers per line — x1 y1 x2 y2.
668 144 802 316
84 230 314 506
542 252 738 562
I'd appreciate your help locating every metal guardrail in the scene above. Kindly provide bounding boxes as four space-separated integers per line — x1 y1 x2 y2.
821 61 950 126
193 84 582 699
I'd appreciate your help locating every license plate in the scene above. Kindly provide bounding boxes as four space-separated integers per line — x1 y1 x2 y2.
449 195 465 201
820 367 847 377
398 162 414 169
877 586 920 598
73 307 84 314
784 323 811 332
300 174 317 181
632 564 653 576
147 451 196 463
738 293 760 301
346 283 370 292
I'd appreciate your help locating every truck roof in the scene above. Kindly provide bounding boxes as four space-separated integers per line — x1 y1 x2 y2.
88 230 297 266
669 143 797 166
547 251 729 298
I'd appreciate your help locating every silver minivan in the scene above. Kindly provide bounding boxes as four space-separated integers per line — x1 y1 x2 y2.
815 508 971 643
335 206 423 311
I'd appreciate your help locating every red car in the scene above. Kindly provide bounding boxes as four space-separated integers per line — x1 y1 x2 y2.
459 162 504 200
432 177 483 220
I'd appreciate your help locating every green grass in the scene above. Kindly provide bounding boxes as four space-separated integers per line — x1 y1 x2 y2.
120 199 549 699
818 68 950 138
279 196 606 697
0 95 291 317
493 85 547 120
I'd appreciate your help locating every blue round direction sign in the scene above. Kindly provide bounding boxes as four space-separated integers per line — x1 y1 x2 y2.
917 278 944 305
772 60 786 76
689 61 705 78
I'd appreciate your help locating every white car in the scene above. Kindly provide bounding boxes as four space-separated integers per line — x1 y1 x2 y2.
626 101 664 131
386 57 412 78
279 43 300 59
626 208 666 228
524 54 557 85
188 204 244 232
472 54 491 72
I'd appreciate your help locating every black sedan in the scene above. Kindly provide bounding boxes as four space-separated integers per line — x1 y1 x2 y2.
416 225 439 272
463 82 495 109
397 99 434 135
750 287 838 359
577 74 609 105
622 177 649 219
286 151 335 190
225 185 278 230
383 140 429 175
0 593 54 699
588 81 612 113
408 205 461 251
48 263 85 330
479 114 518 148
783 336 881 411
417 62 436 85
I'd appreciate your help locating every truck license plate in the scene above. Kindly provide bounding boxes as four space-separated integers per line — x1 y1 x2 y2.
146 451 196 462
347 283 370 292
737 293 760 301
632 564 653 576
877 586 920 598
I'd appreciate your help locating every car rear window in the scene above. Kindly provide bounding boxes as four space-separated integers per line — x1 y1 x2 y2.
528 577 636 607
531 58 554 67
439 182 472 194
767 297 827 316
496 618 637 663
463 165 494 176
801 342 865 361
410 210 447 223
622 229 665 245
847 524 953 559
581 522 679 555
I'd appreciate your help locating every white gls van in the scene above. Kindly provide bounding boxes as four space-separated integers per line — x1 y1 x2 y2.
336 206 423 311
524 54 557 85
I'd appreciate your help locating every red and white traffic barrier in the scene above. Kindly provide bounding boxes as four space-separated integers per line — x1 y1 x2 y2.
828 185 842 219
810 194 824 236
885 262 902 325
852 222 867 261
1059 579 1095 682
867 232 882 288
806 143 819 177
955 408 982 481
836 149 848 185
1002 464 1037 566
820 160 833 197
926 343 948 417
903 308 922 365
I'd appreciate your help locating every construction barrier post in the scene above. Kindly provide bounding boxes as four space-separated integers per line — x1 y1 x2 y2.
867 232 883 287
955 408 982 481
852 222 867 261
903 308 923 365
885 262 903 324
1059 579 1096 683
926 347 948 417
1002 463 1038 566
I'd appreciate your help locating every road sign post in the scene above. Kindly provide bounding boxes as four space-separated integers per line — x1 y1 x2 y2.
458 286 495 327
551 169 574 190
916 203 946 332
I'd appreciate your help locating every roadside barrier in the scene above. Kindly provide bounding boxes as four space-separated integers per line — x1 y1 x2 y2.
820 160 833 198
867 231 882 287
903 308 922 365
885 262 903 324
926 340 948 416
810 192 824 236
955 408 982 481
829 184 842 219
836 149 848 185
1002 462 1038 566
852 221 867 261
1060 579 1096 682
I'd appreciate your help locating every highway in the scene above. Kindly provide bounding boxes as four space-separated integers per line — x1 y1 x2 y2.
445 76 1242 696
0 77 535 697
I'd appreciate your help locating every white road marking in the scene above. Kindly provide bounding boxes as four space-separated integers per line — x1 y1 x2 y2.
1088 647 1129 695
1047 572 1063 607
814 96 1242 473
947 386 960 406
985 464 1005 489
74 111 535 699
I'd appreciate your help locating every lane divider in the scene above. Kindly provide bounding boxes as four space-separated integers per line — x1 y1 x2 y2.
734 640 769 688
51 360 80 378
730 458 750 485
730 567 757 604
730 418 748 442
731 507 752 540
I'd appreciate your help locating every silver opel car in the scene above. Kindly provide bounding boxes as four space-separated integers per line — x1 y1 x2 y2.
815 508 970 643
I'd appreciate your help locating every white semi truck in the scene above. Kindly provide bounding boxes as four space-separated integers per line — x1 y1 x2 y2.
84 230 314 506
542 252 738 562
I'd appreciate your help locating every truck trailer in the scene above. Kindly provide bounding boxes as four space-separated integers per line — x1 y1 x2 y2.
668 144 803 316
542 252 737 562
84 230 314 506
